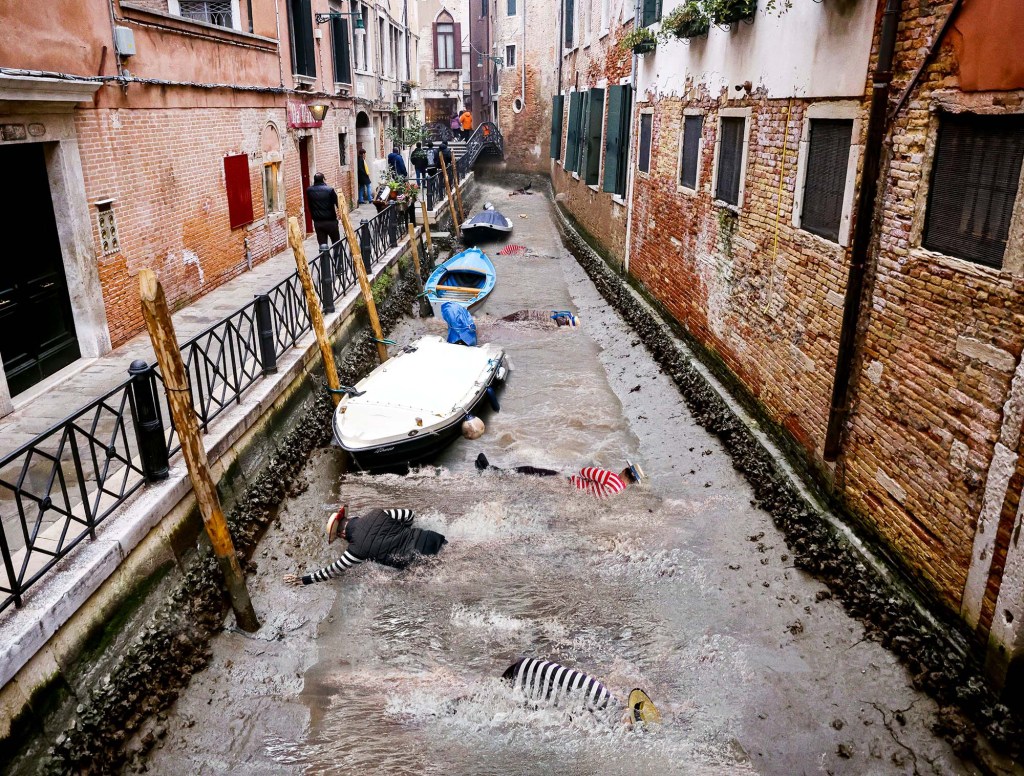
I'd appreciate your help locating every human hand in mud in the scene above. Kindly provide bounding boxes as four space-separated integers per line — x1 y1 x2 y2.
283 574 305 587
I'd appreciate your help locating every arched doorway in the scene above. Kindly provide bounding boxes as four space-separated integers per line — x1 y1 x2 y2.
355 111 373 194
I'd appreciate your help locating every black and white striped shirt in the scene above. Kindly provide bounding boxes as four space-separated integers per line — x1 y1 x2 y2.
501 658 616 714
301 509 416 585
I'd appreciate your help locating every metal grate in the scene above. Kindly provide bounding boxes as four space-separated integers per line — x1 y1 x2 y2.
801 119 852 243
716 116 744 206
923 114 1024 269
179 0 233 27
679 114 702 190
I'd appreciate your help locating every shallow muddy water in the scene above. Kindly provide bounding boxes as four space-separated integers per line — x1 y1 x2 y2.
145 178 971 775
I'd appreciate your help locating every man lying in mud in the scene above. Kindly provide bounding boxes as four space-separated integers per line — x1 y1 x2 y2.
474 454 645 498
499 309 578 327
284 506 446 586
500 657 661 729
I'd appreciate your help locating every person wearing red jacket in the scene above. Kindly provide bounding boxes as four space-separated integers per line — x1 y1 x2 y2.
474 454 644 498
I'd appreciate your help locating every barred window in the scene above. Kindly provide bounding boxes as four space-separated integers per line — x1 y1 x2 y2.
801 119 853 242
678 115 702 190
923 114 1024 269
179 0 232 27
715 116 745 206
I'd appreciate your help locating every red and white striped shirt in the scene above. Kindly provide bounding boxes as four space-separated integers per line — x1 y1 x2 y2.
568 467 627 499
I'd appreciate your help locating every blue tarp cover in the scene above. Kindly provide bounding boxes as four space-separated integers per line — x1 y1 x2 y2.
441 301 477 346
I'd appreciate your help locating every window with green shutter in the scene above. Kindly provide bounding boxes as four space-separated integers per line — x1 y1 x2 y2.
583 88 605 185
603 85 632 196
550 95 565 160
565 92 584 171
576 91 591 174
638 113 653 173
564 0 575 46
288 0 316 78
641 0 662 27
331 16 352 85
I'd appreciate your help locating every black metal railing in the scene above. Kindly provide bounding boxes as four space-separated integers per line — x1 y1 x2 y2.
422 123 504 212
0 204 409 614
426 121 457 142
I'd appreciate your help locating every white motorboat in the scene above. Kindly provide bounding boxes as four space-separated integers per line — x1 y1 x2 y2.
331 335 509 470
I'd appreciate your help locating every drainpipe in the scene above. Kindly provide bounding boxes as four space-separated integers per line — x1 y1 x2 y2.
556 0 563 97
105 0 126 79
274 0 285 87
620 0 642 275
823 0 903 461
520 0 526 110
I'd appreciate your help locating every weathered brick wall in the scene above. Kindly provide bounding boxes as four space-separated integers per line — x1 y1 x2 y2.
550 1 633 263
78 104 355 347
840 0 1024 622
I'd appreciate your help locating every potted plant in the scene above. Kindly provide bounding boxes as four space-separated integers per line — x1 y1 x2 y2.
707 0 757 25
660 0 710 39
618 27 658 55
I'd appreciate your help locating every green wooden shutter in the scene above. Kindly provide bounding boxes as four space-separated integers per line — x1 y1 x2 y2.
550 94 565 159
584 88 605 185
565 91 583 171
603 85 632 195
577 91 590 174
564 0 575 46
332 17 352 84
641 0 662 27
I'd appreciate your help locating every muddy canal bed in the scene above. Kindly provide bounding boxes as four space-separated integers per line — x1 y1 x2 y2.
143 180 970 775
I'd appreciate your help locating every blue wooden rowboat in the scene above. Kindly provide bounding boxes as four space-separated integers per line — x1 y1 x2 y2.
424 247 496 318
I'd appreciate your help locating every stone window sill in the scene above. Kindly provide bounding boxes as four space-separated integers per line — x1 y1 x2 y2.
120 3 278 49
676 184 699 197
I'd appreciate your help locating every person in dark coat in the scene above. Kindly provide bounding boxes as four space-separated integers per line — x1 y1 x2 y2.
305 172 341 255
387 146 408 178
438 140 454 173
357 148 373 204
284 506 446 585
410 141 428 187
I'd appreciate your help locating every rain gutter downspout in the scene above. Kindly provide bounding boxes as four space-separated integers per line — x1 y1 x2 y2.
823 0 903 461
520 0 526 109
620 0 642 275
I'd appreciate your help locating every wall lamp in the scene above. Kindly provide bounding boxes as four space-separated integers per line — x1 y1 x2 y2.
308 102 330 121
314 10 365 29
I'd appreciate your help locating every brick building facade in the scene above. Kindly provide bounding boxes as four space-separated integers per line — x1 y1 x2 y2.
498 0 1024 691
0 0 419 414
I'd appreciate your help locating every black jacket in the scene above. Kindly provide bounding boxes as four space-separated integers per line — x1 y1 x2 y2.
306 183 339 222
346 508 445 568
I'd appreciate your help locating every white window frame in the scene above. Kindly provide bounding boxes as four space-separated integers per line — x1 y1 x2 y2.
507 0 518 16
792 102 862 247
599 0 610 36
710 107 751 211
637 107 654 178
168 0 243 31
435 13 457 71
676 108 704 196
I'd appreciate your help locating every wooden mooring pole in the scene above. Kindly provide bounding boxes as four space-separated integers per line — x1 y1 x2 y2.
439 156 461 234
408 222 432 318
288 218 343 407
338 208 390 365
138 269 260 632
419 198 433 253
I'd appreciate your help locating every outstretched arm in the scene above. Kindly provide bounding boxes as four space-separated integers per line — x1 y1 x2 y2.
569 467 626 499
284 550 364 586
383 508 415 524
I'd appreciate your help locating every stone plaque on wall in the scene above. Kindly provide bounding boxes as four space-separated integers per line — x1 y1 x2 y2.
1 124 27 141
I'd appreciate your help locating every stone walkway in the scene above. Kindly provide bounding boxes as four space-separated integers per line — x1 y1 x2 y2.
0 227 338 460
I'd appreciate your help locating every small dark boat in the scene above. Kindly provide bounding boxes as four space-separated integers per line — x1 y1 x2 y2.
461 203 513 243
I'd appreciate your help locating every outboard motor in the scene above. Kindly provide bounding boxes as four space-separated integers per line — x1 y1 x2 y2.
441 301 477 347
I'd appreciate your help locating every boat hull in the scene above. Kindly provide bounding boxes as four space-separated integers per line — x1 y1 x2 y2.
331 336 507 471
425 247 496 318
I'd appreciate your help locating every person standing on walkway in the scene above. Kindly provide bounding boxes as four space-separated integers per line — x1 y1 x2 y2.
439 140 454 177
305 172 342 254
387 146 408 178
425 141 439 178
459 107 474 140
410 142 428 188
450 113 461 137
357 148 373 204
284 506 446 586
474 454 645 499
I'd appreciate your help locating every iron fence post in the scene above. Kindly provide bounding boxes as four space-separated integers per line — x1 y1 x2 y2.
359 219 373 272
128 360 170 482
318 243 336 314
388 209 399 248
254 293 278 375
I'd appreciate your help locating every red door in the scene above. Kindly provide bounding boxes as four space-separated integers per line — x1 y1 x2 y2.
299 137 313 233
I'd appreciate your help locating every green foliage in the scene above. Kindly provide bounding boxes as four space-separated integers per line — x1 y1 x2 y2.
703 0 757 24
659 0 710 39
617 26 659 53
384 109 430 149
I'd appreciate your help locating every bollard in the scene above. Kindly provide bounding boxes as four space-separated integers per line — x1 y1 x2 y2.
358 219 373 274
128 359 170 482
318 243 335 314
254 294 277 375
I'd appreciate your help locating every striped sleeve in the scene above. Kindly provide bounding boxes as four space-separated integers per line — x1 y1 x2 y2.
301 550 365 584
383 508 415 524
569 467 626 499
503 658 614 712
